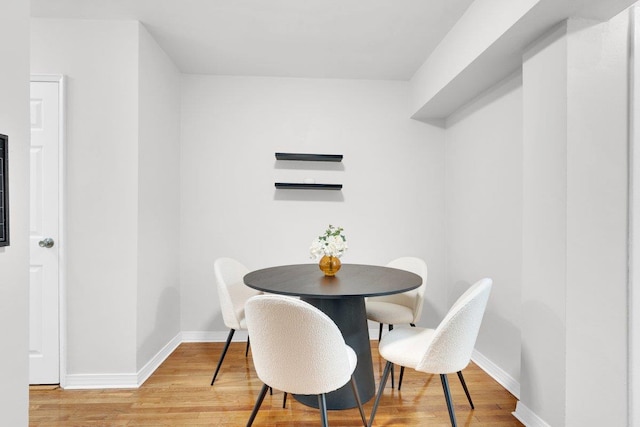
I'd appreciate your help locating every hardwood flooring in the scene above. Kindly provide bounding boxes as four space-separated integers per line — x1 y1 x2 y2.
30 341 523 426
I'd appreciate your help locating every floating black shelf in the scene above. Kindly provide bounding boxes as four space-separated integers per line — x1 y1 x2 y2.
275 183 342 190
275 152 343 162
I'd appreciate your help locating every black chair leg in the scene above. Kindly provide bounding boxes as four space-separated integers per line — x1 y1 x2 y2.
268 387 288 409
440 374 457 427
246 383 269 426
378 323 384 341
211 328 235 385
368 360 392 427
350 376 367 426
390 365 395 389
389 325 394 389
396 324 414 391
457 370 474 409
245 335 250 357
318 393 329 427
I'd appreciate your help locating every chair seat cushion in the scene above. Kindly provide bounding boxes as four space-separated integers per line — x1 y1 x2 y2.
346 345 357 372
239 317 247 329
366 301 414 324
378 326 435 369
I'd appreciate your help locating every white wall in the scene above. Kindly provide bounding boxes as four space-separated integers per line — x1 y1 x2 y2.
564 15 629 426
28 19 448 379
31 18 184 381
445 72 523 387
31 19 140 375
515 13 631 426
136 25 182 370
179 75 447 333
444 10 632 426
410 0 539 120
0 0 30 424
520 23 569 427
23 8 634 426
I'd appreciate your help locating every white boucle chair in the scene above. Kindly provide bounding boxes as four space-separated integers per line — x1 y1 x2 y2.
244 295 367 427
367 278 492 427
210 257 262 386
366 257 429 340
365 256 428 388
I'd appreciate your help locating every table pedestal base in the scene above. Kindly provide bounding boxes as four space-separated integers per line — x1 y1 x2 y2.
294 296 375 410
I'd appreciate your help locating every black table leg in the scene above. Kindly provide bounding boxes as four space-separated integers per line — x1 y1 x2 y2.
295 296 375 409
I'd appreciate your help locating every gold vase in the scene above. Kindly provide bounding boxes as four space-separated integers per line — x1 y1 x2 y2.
319 255 341 276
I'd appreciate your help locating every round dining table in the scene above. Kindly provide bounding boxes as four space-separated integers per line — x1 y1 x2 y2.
243 263 422 409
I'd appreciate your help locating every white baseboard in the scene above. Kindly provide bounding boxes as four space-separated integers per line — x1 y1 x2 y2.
470 351 550 427
471 349 520 399
137 333 182 386
64 373 139 389
181 330 249 342
368 328 380 340
512 401 551 427
62 332 523 399
63 332 182 390
182 329 380 343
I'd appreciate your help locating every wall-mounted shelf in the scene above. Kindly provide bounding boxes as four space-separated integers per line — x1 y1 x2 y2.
275 152 343 191
275 183 342 190
275 152 343 162
0 134 8 247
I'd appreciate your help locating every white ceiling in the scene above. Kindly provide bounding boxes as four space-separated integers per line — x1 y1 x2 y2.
30 0 475 80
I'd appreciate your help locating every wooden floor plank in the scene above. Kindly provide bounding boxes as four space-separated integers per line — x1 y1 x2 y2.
30 342 523 426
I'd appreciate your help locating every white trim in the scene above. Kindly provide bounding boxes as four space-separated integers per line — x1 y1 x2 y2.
137 333 182 386
181 330 249 343
630 6 639 426
368 328 381 340
63 328 381 389
64 333 182 389
182 328 402 344
471 349 520 399
30 74 67 387
512 402 552 427
58 333 525 398
64 373 139 390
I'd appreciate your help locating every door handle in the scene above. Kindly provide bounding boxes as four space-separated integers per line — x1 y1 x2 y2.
39 238 55 248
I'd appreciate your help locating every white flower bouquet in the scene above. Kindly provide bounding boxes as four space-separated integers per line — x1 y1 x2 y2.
310 225 348 259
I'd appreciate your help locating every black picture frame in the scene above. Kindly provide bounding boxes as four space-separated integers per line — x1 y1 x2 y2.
0 134 9 247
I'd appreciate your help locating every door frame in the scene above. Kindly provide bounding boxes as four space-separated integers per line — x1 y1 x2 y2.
30 74 66 387
631 6 639 425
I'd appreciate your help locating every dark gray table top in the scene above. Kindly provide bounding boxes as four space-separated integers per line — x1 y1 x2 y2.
244 263 421 299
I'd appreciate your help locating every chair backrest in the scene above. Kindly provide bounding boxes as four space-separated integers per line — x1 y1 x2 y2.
245 294 355 395
214 257 261 330
369 257 428 322
416 278 492 374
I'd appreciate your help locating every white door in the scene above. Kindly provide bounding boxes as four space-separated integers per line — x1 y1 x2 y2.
29 80 61 384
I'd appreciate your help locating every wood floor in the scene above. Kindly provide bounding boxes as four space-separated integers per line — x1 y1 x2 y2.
30 341 523 426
